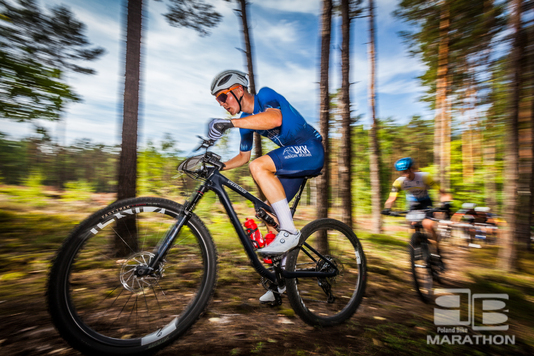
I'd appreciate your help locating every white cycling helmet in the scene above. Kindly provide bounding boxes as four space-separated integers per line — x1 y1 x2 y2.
210 70 248 95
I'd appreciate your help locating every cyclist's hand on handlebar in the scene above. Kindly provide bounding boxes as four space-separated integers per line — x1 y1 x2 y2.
207 118 234 141
381 208 391 216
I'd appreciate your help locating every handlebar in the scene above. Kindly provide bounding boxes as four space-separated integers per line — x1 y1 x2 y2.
382 207 450 223
389 211 408 217
381 210 407 217
194 136 216 151
178 136 225 179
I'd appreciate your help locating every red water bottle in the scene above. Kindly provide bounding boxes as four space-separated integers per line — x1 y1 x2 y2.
262 231 276 264
244 218 265 249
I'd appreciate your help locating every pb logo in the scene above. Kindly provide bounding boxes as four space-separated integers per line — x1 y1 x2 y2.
434 288 509 331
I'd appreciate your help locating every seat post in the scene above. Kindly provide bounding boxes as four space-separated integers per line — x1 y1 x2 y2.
290 178 309 217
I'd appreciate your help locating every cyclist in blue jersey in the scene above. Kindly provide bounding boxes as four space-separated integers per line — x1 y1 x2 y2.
207 70 324 267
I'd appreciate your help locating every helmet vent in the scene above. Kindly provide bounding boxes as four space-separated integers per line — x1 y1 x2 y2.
218 75 232 87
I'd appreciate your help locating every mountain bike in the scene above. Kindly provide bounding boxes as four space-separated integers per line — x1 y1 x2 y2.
451 206 499 248
382 204 451 303
47 138 367 356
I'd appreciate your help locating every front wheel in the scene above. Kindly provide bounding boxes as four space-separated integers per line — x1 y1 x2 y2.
409 232 433 303
285 218 367 327
47 197 218 356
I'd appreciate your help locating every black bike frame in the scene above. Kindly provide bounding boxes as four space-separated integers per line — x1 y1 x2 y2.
150 167 337 283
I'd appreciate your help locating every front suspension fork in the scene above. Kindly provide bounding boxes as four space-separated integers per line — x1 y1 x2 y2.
148 183 208 270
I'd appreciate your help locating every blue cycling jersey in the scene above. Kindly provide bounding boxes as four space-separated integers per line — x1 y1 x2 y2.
239 87 321 151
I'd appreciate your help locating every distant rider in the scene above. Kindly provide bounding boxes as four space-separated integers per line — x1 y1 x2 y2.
383 157 452 246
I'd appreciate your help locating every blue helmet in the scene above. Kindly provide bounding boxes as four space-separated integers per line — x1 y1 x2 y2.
395 157 414 171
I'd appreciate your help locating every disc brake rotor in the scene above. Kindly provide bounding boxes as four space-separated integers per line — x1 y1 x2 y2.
119 252 165 293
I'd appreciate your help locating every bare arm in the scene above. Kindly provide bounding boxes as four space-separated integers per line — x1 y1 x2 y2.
223 150 251 171
231 108 282 130
384 195 397 209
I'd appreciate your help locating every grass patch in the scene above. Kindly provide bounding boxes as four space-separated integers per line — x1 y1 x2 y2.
361 233 408 249
0 272 26 281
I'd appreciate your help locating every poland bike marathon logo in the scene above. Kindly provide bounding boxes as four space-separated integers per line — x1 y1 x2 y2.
427 288 515 346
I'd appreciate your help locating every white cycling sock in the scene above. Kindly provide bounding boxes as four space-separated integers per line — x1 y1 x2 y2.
271 198 297 234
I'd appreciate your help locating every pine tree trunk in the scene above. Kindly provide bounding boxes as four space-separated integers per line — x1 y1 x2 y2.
317 0 332 254
530 25 534 251
462 74 476 183
115 0 142 256
436 3 450 190
498 0 522 271
339 0 353 228
238 0 264 200
517 97 531 246
519 22 534 251
368 0 382 234
482 0 497 214
483 141 498 213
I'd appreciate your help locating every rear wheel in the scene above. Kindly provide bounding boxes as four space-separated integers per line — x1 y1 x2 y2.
285 218 366 326
47 197 217 356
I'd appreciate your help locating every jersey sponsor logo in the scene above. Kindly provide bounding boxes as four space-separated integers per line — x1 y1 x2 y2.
283 145 312 159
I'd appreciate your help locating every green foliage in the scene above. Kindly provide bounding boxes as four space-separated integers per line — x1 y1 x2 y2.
61 180 95 202
352 124 371 215
22 170 44 196
0 132 30 184
157 0 222 37
394 0 505 108
0 0 104 122
0 133 118 192
138 135 185 197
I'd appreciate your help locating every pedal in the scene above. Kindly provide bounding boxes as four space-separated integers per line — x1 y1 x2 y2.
270 254 285 263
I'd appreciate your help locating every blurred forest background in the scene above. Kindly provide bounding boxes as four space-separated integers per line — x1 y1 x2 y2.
3 2 534 354
1 0 533 271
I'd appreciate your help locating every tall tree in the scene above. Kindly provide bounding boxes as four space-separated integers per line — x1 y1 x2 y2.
338 0 362 228
339 0 352 228
529 20 534 251
117 0 222 197
115 0 222 256
317 0 333 252
498 0 523 271
115 0 143 256
368 0 382 233
436 1 450 190
232 0 264 200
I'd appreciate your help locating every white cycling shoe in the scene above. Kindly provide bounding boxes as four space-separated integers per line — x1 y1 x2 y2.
259 290 275 303
259 285 286 304
258 230 301 256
